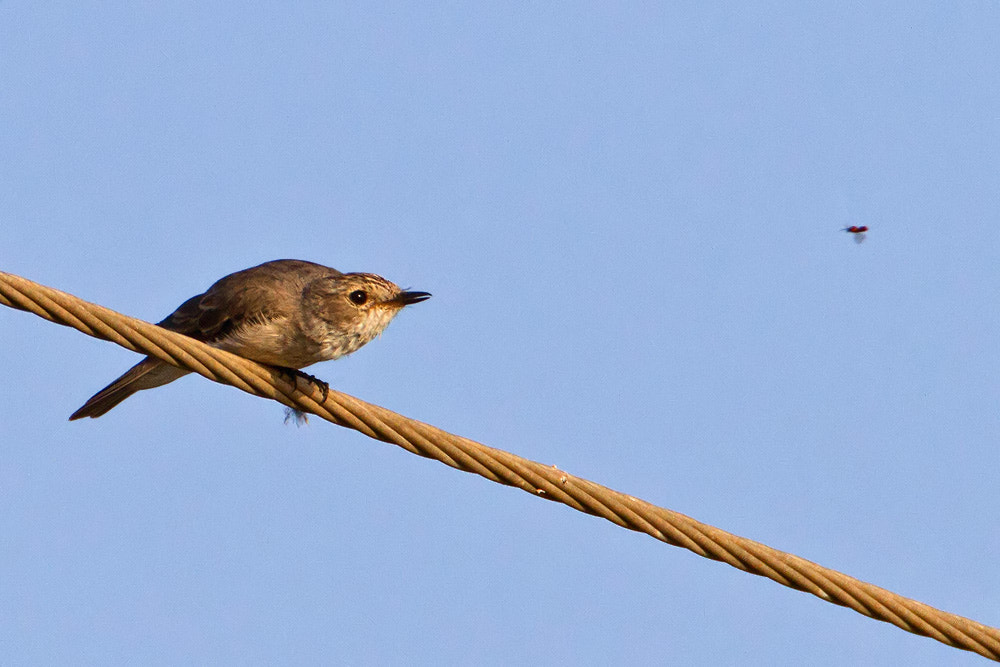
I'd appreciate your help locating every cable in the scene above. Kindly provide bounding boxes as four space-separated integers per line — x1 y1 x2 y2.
1 269 997 661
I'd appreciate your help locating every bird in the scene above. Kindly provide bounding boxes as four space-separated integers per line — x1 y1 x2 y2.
842 226 869 243
70 259 430 420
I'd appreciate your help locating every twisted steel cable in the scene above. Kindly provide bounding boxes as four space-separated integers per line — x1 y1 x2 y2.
2 269 998 661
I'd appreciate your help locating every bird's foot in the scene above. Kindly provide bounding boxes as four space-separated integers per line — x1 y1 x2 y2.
276 367 330 403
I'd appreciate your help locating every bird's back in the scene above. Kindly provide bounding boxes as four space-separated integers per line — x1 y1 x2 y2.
158 259 340 344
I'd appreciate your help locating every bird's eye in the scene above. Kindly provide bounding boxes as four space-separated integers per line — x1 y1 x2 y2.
348 290 369 305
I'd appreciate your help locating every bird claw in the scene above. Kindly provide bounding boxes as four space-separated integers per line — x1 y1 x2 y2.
277 367 330 402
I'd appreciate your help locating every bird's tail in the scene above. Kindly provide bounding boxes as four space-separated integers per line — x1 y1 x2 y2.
69 358 190 420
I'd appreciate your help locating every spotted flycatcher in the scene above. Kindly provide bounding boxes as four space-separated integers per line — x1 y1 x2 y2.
69 259 430 419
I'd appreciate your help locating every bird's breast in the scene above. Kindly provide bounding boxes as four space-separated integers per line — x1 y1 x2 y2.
314 308 398 361
213 318 327 368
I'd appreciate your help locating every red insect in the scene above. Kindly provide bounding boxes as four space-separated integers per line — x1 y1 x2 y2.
842 225 869 243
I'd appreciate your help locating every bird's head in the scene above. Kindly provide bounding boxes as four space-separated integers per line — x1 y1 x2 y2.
302 272 431 359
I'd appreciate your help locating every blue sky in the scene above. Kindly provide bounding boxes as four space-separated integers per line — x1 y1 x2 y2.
2 2 998 664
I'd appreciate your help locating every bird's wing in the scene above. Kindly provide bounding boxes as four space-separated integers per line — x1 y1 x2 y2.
157 260 336 343
155 289 269 342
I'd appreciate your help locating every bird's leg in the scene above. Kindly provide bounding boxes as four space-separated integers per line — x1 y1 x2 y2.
275 367 330 403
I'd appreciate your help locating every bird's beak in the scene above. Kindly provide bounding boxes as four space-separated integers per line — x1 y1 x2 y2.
385 291 432 307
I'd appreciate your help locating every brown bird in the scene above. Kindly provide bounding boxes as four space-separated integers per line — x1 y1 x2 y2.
70 259 430 420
